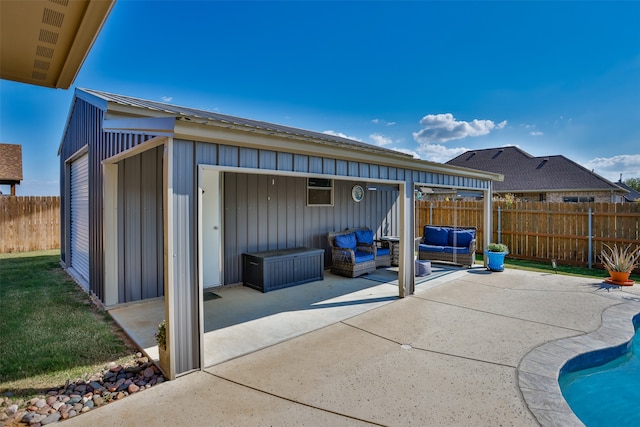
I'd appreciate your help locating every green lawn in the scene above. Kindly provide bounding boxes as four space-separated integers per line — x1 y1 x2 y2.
477 254 640 283
0 250 137 397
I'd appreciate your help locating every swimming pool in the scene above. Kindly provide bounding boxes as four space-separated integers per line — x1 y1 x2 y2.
559 319 640 426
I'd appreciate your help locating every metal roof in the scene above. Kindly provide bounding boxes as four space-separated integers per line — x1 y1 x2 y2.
78 88 415 160
446 146 624 193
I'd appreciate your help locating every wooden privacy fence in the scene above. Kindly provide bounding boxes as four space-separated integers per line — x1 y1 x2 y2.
0 196 60 253
416 200 640 272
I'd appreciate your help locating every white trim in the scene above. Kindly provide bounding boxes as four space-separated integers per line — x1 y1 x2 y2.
103 163 118 306
483 184 493 268
197 166 205 371
414 181 491 191
163 137 176 380
102 136 167 164
64 144 88 164
198 164 405 186
399 181 412 298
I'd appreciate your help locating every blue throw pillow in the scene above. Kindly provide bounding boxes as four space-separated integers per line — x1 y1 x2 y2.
355 229 374 245
424 226 448 246
448 229 475 247
335 233 357 250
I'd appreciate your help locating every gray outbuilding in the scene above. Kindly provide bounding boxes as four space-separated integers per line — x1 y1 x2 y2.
59 88 502 378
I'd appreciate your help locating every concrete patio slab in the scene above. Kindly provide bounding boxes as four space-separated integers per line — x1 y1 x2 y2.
64 268 640 426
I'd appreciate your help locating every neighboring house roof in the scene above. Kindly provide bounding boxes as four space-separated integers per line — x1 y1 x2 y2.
0 143 23 183
0 0 114 89
446 146 625 194
61 88 504 183
616 180 640 202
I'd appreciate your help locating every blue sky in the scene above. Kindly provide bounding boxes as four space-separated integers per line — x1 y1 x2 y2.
1 0 639 196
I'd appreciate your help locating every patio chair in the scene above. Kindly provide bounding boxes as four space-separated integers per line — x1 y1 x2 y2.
350 227 391 268
327 230 377 277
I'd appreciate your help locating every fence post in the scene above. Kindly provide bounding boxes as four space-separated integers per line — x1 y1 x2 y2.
588 208 593 268
429 202 433 224
497 205 502 244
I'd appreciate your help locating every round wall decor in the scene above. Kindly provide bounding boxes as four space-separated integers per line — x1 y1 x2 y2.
352 185 364 202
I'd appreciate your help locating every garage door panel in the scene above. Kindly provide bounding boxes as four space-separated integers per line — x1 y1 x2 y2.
70 153 90 287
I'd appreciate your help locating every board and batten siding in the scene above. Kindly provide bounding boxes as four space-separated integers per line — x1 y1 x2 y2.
117 146 164 303
223 174 399 284
60 98 156 301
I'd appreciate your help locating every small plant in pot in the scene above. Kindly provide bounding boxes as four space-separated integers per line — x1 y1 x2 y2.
155 319 166 351
485 243 509 272
155 319 170 376
600 243 640 285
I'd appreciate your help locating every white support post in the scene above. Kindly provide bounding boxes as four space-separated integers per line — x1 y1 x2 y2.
103 163 118 306
483 182 493 268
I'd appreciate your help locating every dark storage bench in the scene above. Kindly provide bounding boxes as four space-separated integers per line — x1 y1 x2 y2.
243 247 325 293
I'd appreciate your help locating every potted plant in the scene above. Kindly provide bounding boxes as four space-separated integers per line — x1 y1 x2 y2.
155 319 169 375
600 243 640 285
485 243 509 272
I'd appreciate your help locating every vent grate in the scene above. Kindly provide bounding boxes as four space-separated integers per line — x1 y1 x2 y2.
32 71 48 80
49 0 70 5
34 60 51 71
39 29 59 45
42 8 64 28
36 45 55 58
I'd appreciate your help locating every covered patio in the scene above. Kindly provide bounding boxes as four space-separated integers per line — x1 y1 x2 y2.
109 264 465 368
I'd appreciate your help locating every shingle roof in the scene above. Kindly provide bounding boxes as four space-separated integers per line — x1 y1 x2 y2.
78 88 414 160
615 180 640 202
446 146 623 193
0 143 23 183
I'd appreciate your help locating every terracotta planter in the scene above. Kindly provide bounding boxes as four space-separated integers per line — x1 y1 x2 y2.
609 271 631 283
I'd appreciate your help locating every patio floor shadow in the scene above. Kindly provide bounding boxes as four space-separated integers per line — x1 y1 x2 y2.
109 264 465 368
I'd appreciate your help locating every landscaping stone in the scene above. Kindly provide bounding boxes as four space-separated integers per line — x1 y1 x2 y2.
1 355 166 425
40 413 61 425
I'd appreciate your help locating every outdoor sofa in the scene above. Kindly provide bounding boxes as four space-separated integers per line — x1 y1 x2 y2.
417 225 477 268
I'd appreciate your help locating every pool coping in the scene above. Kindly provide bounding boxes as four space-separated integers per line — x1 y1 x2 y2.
517 299 640 427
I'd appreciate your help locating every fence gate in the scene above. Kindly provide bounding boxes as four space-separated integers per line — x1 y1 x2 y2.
70 153 90 287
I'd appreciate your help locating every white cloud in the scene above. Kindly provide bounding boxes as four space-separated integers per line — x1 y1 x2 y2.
521 123 543 136
161 96 173 102
371 118 396 126
369 133 392 146
583 154 640 182
416 143 471 163
413 113 506 144
323 130 363 142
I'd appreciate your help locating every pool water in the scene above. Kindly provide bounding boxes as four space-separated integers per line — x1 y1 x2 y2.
559 326 640 426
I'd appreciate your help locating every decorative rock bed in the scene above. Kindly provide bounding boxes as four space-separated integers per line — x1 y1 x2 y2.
0 353 165 426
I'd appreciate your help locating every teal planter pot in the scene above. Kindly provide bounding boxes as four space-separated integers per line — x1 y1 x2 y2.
485 250 508 272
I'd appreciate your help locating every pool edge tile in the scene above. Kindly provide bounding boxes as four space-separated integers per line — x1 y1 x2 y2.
518 301 640 427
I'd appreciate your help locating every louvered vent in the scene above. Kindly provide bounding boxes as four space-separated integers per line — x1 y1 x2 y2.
42 8 64 28
36 45 55 58
39 29 59 45
32 71 48 80
49 0 70 5
33 60 51 70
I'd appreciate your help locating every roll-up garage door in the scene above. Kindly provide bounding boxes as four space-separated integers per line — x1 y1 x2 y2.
70 153 90 287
